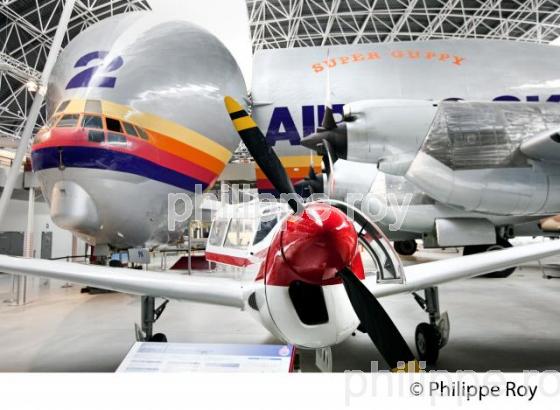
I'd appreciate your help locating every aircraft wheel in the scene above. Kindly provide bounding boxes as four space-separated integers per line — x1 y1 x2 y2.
148 333 168 343
394 240 418 256
463 239 515 278
415 323 440 365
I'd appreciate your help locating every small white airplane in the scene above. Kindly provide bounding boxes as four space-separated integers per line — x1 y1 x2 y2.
2 96 560 370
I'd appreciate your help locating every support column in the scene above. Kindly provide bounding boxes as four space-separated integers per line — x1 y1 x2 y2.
0 0 77 223
11 186 38 305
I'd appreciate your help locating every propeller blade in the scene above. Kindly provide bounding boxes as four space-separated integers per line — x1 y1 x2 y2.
338 267 419 371
322 139 335 197
224 96 301 212
322 105 337 130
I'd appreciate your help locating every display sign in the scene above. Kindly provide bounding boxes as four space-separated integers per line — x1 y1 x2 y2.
117 342 296 373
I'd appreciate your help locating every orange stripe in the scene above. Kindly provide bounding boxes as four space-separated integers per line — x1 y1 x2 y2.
147 129 226 175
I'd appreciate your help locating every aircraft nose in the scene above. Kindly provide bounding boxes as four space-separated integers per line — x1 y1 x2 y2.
280 203 358 285
50 180 101 235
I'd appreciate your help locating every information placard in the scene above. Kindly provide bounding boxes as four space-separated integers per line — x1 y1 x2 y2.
117 342 296 373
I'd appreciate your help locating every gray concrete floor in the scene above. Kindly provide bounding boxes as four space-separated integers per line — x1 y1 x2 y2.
1 251 560 372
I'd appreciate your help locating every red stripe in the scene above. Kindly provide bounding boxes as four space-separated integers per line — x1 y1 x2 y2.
205 251 252 267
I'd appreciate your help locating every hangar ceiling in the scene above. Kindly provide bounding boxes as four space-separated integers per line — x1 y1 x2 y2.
0 0 150 143
1 0 560 144
247 0 560 50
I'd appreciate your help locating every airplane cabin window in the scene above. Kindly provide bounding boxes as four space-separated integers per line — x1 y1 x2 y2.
88 130 105 143
208 219 229 246
106 117 123 133
81 115 103 130
253 216 278 244
57 114 80 128
135 126 150 141
84 100 102 114
224 219 255 249
123 122 139 137
107 132 127 144
55 100 70 113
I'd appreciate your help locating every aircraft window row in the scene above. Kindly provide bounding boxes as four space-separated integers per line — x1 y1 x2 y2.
47 112 151 144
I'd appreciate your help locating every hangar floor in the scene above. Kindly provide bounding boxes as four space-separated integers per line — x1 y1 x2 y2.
1 249 560 372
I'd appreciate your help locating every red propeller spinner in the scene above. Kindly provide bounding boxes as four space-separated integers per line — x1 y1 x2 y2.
264 202 365 287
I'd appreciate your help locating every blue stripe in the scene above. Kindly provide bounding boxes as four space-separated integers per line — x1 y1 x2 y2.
31 146 208 192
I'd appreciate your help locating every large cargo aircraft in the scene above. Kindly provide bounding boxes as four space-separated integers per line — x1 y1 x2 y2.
251 40 560 276
31 13 247 251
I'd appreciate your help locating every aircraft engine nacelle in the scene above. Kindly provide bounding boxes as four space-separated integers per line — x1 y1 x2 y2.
404 102 560 215
343 100 438 168
328 159 378 201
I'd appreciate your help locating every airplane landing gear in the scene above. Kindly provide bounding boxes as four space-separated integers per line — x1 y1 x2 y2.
412 287 449 365
135 296 169 342
463 238 515 278
394 240 417 256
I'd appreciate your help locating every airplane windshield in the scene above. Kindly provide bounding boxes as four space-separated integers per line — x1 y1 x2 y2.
208 219 229 246
224 219 255 249
253 216 278 245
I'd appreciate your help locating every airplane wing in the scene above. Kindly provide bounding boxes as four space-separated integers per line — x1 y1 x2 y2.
368 240 560 298
0 241 558 306
0 255 248 308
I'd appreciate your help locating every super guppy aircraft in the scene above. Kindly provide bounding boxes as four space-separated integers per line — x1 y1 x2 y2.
31 13 247 251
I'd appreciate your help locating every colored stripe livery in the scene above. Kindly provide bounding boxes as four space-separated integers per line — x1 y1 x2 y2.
31 99 233 191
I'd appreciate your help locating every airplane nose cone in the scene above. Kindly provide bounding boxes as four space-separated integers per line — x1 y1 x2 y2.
280 203 358 285
50 180 100 235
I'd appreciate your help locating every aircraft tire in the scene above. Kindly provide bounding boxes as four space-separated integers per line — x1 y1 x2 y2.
463 239 515 278
394 240 418 256
415 322 440 365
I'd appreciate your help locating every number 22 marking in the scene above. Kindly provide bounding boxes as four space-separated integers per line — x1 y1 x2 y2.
66 51 124 90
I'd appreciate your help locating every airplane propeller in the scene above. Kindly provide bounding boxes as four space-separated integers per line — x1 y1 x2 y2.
338 267 417 370
299 49 347 194
224 96 302 213
224 96 418 371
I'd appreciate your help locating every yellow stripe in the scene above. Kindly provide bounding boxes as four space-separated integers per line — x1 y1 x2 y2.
233 116 257 132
